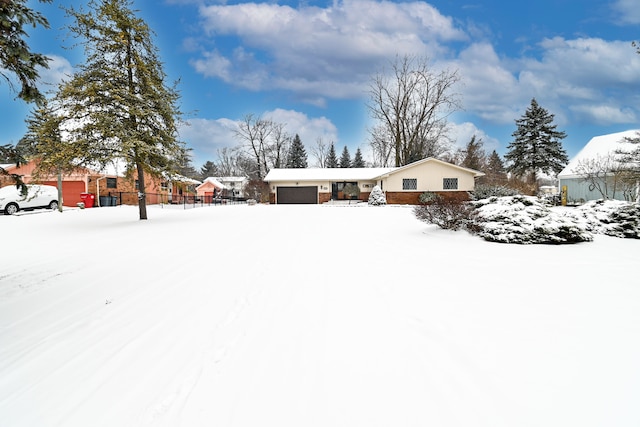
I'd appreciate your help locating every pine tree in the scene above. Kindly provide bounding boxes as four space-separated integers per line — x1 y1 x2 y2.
352 147 366 167
326 143 338 168
286 134 308 168
504 98 568 185
460 135 486 171
0 0 52 102
20 98 84 210
485 150 507 184
200 161 218 179
339 146 351 168
57 0 187 220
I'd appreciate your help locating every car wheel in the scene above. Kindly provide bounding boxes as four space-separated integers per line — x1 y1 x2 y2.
49 201 59 210
5 203 19 215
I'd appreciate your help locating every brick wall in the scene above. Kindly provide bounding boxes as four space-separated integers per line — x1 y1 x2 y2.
386 191 470 205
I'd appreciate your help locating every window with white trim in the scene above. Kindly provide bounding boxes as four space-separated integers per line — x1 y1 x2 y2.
402 178 417 190
443 178 458 190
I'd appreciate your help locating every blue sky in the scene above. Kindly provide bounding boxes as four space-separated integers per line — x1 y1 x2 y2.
2 0 639 168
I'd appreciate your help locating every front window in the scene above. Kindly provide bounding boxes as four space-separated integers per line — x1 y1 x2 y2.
403 178 417 190
106 177 117 189
443 178 458 190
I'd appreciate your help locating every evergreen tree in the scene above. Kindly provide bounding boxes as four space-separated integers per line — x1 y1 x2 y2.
504 98 568 185
200 160 218 179
339 146 351 168
485 150 507 184
352 147 366 167
57 0 187 220
20 98 84 210
326 143 338 168
1 0 52 102
286 134 308 168
461 135 486 171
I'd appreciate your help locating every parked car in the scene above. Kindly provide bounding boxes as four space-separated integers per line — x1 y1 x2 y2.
0 185 59 215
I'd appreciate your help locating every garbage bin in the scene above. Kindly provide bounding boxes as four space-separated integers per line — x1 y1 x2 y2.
80 193 95 208
99 195 117 206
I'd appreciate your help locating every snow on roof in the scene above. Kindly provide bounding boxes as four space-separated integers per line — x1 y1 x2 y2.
264 158 484 182
213 176 247 182
199 177 225 189
264 167 395 182
559 129 640 178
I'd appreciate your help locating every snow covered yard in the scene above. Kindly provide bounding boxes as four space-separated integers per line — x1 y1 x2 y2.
1 203 639 427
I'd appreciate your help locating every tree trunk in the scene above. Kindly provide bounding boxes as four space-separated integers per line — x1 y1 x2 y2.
136 161 148 220
57 169 64 212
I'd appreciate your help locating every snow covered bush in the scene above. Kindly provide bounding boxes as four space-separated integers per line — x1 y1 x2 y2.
470 184 520 200
564 200 640 239
469 196 593 244
368 185 387 206
413 193 474 231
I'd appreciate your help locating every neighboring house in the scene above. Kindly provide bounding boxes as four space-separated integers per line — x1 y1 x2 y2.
196 177 225 201
215 176 248 198
264 157 484 204
164 174 201 204
197 176 248 199
0 159 199 207
558 130 640 205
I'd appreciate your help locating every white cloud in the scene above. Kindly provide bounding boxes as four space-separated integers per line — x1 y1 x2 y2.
194 0 466 97
612 0 640 25
179 118 239 166
180 110 339 166
448 122 501 152
446 37 640 130
569 104 637 125
186 1 640 136
38 55 74 91
264 108 339 147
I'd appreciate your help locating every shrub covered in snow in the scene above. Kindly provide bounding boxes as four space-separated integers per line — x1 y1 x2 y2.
368 185 387 206
470 184 520 200
469 196 593 244
413 193 474 231
564 200 640 239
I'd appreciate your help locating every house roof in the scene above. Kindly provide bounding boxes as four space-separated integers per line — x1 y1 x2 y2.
263 157 484 182
197 177 225 190
213 176 247 183
558 129 640 179
264 167 395 182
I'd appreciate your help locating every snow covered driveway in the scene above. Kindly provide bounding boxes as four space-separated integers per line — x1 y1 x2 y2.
1 204 639 426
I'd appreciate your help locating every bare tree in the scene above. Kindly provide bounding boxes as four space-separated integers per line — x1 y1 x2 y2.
368 124 394 167
572 153 629 200
310 137 329 167
367 54 461 167
234 114 274 180
266 122 291 169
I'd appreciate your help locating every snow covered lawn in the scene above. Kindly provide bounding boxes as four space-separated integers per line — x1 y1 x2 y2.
1 204 639 427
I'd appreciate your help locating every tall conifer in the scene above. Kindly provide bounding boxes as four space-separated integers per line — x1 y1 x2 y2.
505 98 568 185
286 134 308 168
326 143 338 168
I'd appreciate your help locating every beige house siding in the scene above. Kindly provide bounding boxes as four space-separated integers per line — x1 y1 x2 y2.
263 158 483 205
380 161 477 193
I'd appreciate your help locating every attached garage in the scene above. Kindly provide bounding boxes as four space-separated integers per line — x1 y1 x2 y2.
276 186 317 204
43 181 86 207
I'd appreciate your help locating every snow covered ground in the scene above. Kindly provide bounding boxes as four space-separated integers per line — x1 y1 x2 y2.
1 203 639 427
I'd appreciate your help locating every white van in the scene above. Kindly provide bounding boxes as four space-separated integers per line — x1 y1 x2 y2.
0 185 59 215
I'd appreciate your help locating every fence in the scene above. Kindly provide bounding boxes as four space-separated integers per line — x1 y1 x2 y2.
100 192 247 208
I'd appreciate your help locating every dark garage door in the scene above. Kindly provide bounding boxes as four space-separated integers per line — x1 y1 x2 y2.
277 186 317 204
